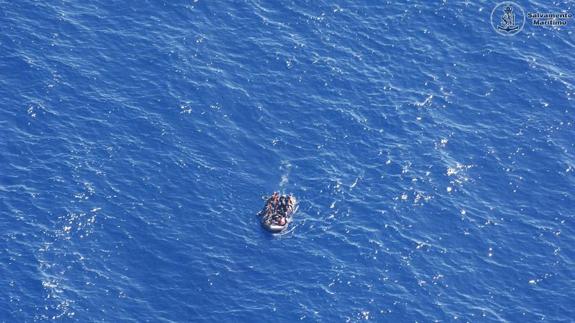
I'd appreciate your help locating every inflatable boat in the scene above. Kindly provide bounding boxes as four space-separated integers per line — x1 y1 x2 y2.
259 193 296 233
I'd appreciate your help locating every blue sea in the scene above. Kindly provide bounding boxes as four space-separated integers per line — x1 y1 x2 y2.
1 0 574 321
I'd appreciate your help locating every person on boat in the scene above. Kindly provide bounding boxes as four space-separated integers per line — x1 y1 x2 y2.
273 191 279 204
270 211 286 225
265 192 278 215
286 195 294 212
263 199 272 216
279 195 287 212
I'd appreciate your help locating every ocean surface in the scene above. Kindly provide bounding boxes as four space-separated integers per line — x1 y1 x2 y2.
1 0 574 322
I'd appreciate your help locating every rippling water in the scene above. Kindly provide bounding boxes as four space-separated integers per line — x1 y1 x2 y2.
1 0 574 321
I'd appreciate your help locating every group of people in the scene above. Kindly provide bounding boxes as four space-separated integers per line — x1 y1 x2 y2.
262 192 295 226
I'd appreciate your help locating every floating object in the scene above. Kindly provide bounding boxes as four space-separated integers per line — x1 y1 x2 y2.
259 192 296 233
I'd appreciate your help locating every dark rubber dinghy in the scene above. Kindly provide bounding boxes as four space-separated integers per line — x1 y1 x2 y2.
259 192 296 233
